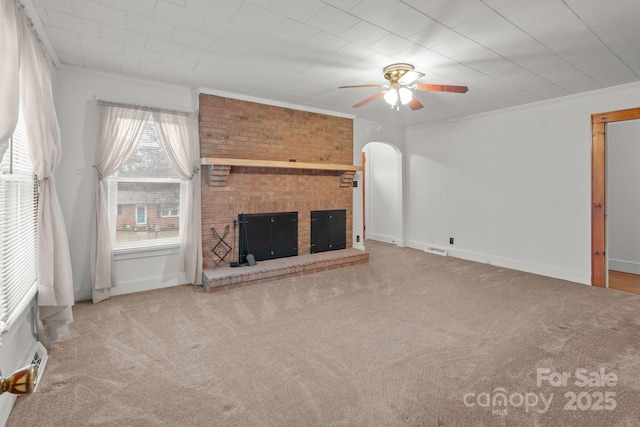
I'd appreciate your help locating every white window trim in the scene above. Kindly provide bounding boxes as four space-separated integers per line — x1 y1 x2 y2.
113 242 181 260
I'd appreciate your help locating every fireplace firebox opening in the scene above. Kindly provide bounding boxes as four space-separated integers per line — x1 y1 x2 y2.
311 209 347 254
238 212 298 264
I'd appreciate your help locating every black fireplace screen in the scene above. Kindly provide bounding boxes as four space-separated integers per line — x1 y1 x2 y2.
238 212 298 263
311 209 346 253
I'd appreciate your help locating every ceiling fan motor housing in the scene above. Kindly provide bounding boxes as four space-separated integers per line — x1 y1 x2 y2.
383 63 415 84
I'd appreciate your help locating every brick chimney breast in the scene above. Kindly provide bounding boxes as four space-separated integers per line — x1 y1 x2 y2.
199 94 355 269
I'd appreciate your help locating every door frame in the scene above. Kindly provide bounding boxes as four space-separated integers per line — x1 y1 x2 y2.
361 151 366 238
591 107 640 287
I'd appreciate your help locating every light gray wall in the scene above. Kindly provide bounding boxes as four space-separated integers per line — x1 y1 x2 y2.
406 81 640 285
54 66 195 301
607 120 640 274
54 66 640 296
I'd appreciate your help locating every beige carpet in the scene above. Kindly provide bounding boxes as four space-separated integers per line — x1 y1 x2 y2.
8 241 640 426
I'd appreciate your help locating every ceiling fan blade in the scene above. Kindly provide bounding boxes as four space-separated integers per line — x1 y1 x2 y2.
408 97 424 110
416 84 469 93
398 70 424 85
339 84 384 89
352 92 384 108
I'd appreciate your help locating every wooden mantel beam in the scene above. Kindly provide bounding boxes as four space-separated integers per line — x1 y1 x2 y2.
200 157 363 172
200 157 362 187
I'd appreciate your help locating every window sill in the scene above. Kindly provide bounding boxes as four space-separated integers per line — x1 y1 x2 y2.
113 243 181 261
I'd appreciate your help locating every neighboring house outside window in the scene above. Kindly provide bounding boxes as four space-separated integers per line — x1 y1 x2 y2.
107 120 185 247
116 183 180 230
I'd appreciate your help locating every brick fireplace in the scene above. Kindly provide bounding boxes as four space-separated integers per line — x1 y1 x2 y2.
199 94 368 290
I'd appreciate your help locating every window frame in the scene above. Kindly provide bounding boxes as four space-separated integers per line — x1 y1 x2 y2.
104 116 186 252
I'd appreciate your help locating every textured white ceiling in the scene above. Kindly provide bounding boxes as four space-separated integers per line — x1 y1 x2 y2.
27 0 640 127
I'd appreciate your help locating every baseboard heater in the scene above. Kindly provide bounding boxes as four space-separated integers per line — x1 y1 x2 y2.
425 246 448 256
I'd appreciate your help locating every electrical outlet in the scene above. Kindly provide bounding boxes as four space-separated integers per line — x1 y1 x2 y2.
449 237 454 245
356 235 360 242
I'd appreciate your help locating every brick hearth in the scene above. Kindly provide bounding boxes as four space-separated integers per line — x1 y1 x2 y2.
202 248 369 293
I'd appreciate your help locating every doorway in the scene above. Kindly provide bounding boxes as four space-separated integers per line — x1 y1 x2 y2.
606 120 640 295
591 107 640 291
362 142 403 246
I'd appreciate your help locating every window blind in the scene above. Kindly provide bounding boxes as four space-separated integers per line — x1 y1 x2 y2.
0 103 38 342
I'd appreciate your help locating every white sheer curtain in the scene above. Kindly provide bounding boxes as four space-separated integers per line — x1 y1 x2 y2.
91 105 150 303
152 111 202 285
0 0 20 160
0 0 76 347
19 7 74 347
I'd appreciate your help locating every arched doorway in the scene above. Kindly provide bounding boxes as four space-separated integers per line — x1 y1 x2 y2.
362 142 403 246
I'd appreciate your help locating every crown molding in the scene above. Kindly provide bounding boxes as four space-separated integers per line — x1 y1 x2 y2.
198 87 356 120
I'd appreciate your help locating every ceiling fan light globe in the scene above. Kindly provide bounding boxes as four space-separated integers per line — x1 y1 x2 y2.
384 89 399 106
398 70 423 85
398 87 413 104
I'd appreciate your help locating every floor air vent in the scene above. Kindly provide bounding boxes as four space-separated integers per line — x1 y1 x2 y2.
26 341 48 392
425 246 448 256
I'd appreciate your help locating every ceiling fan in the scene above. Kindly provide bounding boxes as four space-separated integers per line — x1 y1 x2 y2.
339 63 468 111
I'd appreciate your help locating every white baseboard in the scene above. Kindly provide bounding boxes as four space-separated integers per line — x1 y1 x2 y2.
408 240 590 285
407 240 427 251
367 233 403 247
609 259 640 275
110 272 189 297
352 242 366 251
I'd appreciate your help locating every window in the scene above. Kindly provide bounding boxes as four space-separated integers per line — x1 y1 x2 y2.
106 120 185 248
161 203 179 217
0 102 38 338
